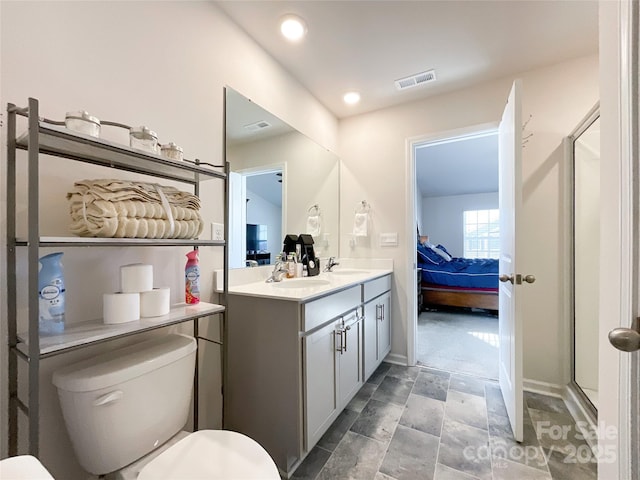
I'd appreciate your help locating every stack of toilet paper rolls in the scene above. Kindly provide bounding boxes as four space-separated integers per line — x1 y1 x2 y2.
103 264 171 324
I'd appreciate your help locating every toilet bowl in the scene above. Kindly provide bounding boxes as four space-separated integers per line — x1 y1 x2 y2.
52 334 279 479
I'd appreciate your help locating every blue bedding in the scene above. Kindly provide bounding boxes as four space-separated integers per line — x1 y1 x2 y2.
418 243 498 289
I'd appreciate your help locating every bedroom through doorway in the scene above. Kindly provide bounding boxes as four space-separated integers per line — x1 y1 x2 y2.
413 127 500 380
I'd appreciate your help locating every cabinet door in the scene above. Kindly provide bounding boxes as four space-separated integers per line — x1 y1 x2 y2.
378 293 392 360
363 300 378 380
304 321 338 449
338 309 363 407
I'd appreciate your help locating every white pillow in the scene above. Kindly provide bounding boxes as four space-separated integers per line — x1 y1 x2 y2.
430 245 452 262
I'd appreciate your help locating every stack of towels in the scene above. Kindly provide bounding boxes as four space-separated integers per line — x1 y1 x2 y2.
67 179 204 239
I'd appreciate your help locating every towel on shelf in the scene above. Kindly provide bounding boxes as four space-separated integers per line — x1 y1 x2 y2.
66 179 204 239
353 212 369 237
306 215 321 237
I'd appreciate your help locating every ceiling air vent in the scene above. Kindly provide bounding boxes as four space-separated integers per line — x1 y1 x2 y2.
394 69 437 91
243 120 272 133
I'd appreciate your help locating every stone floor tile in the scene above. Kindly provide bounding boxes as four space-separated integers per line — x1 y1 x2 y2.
437 417 492 480
350 398 404 443
449 374 487 398
373 375 415 406
379 425 439 480
445 390 488 431
316 431 387 480
317 408 359 451
291 446 332 480
413 370 450 402
399 393 445 437
346 382 378 413
525 391 571 416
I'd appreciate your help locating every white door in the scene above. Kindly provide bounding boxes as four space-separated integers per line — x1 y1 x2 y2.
228 171 247 269
498 80 526 442
598 1 639 477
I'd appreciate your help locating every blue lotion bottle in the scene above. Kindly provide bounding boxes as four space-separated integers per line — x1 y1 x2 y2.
38 252 65 335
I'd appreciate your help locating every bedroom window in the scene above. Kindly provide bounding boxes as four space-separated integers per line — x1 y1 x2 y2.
463 209 500 259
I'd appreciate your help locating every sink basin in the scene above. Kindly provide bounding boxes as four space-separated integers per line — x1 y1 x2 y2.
328 269 371 276
273 279 331 288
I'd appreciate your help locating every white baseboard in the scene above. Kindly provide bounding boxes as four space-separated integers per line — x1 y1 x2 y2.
384 353 408 366
563 383 598 450
522 378 564 398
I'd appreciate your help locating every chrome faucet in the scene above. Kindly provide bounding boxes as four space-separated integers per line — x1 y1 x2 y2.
245 260 259 268
324 257 340 272
266 259 288 283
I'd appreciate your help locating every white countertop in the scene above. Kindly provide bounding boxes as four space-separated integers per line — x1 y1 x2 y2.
217 258 393 303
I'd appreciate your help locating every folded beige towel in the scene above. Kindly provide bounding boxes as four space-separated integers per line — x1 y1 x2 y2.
67 179 204 239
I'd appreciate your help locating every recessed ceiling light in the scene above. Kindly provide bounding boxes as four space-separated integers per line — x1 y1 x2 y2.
343 92 361 105
280 15 307 42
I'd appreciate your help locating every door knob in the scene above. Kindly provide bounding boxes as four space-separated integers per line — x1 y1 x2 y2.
609 319 640 352
499 274 514 284
523 274 536 284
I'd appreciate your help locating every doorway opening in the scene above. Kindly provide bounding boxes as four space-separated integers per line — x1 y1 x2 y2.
228 166 284 269
411 126 500 379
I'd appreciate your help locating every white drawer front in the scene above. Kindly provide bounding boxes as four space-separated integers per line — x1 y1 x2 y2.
303 286 360 332
363 275 391 303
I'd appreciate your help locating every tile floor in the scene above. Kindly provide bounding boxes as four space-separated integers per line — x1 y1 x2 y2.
292 363 597 480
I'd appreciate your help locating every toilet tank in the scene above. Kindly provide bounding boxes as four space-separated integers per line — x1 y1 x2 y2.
52 334 197 476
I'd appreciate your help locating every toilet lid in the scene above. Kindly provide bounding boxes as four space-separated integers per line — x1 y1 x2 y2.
137 430 280 479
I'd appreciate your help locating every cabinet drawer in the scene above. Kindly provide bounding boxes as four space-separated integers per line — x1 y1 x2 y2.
303 286 360 332
363 275 391 303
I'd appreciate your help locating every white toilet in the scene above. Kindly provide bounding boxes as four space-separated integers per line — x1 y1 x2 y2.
52 333 279 479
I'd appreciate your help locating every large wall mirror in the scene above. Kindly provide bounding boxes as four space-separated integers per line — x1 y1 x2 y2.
225 88 339 268
571 105 600 416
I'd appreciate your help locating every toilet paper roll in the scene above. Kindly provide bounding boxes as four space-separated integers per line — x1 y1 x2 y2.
103 293 140 324
140 287 171 318
120 264 153 293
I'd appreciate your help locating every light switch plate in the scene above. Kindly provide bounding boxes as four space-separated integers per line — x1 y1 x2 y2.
380 232 398 247
211 223 224 241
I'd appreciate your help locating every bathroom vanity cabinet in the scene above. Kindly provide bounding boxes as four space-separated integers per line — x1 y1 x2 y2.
225 272 391 478
363 277 392 380
5 98 228 456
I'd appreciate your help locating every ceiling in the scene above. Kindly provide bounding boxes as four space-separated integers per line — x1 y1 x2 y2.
215 0 599 119
219 1 598 198
416 133 498 197
226 88 293 146
247 172 283 207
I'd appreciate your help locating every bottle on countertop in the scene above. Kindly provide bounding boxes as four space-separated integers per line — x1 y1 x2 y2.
287 253 296 279
38 252 66 335
185 250 200 304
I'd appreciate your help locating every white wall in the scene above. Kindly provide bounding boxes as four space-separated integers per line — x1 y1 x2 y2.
246 189 282 264
339 54 599 385
0 1 337 476
421 192 498 257
228 131 340 258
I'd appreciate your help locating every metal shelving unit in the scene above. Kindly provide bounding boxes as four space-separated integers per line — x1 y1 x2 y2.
5 97 228 456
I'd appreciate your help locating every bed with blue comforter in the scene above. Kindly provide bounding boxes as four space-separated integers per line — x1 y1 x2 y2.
418 243 499 311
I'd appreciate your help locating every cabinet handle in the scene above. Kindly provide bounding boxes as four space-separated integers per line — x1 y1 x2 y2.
335 328 344 354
